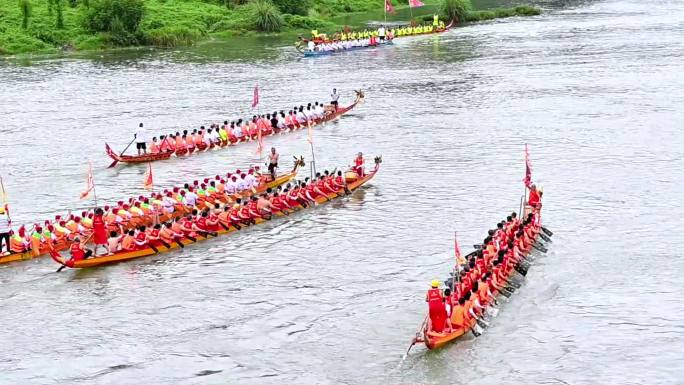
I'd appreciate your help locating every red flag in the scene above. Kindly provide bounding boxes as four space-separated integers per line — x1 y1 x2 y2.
79 162 94 200
252 83 259 108
385 0 395 14
523 144 533 188
454 231 465 265
143 163 154 190
408 0 424 7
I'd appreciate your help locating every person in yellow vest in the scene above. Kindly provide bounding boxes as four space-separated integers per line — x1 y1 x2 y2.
311 29 319 39
433 14 439 27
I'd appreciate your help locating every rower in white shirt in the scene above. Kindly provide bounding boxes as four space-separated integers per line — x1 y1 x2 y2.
316 103 325 117
307 40 316 52
238 174 250 190
297 109 307 123
226 176 239 194
209 128 220 144
233 124 243 139
244 169 257 188
184 189 198 207
162 195 176 214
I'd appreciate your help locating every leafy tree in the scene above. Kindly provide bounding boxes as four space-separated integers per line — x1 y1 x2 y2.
249 0 283 32
272 0 311 16
18 0 31 29
441 0 472 23
55 0 64 28
83 0 145 36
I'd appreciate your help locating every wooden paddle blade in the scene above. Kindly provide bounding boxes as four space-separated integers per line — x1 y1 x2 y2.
107 160 119 168
542 226 553 236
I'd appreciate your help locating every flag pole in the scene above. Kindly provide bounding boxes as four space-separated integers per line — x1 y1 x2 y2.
520 143 528 216
384 0 387 23
91 162 99 209
1 175 11 230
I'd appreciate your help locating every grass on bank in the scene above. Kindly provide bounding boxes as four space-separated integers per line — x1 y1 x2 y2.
0 0 541 55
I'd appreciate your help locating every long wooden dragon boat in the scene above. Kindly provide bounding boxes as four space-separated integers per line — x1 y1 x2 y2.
0 158 304 265
50 157 382 269
295 21 454 57
105 92 364 167
416 211 551 351
418 218 543 350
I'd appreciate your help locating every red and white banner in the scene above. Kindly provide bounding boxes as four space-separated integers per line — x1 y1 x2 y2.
408 0 424 7
385 0 395 14
454 231 466 265
523 143 533 188
143 163 154 190
251 83 259 108
79 162 95 200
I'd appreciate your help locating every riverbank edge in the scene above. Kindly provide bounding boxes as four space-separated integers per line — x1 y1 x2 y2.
0 3 541 59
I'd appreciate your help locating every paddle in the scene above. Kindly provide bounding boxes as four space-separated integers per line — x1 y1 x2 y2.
515 264 528 277
532 243 547 253
541 226 553 237
402 314 428 360
107 137 136 168
198 230 218 238
148 243 159 254
498 287 512 298
158 239 172 249
539 232 552 243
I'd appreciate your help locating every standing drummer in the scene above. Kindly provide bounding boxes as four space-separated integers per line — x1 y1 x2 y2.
268 147 279 180
135 123 147 155
330 88 340 110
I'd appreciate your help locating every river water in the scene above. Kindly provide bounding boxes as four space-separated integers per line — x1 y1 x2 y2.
1 0 684 384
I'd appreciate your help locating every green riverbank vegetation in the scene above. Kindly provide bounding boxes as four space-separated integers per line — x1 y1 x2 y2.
0 0 540 55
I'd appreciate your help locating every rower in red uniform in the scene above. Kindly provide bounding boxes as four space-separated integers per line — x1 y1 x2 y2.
134 226 150 249
527 184 541 208
69 236 92 261
353 152 365 177
193 211 211 234
147 224 163 246
426 280 448 333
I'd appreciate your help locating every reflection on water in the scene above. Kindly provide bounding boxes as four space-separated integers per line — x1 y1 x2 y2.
1 0 684 384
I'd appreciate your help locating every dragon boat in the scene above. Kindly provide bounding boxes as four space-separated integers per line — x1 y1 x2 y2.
0 158 304 265
105 92 364 167
296 21 453 57
50 156 381 269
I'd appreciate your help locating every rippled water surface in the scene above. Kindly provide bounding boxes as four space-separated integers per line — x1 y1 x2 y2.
1 0 684 384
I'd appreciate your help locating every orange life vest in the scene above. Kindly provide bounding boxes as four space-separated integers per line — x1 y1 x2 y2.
121 235 136 250
451 304 465 327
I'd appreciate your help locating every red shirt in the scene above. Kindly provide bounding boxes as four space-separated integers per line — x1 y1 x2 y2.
528 190 540 207
196 217 208 231
70 243 85 260
93 214 107 245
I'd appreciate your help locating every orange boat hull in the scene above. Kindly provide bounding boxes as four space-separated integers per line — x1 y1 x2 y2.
0 169 298 265
51 160 381 269
105 93 364 165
